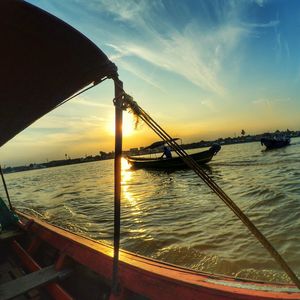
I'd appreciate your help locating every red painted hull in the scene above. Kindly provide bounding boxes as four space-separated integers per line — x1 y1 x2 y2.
17 211 300 300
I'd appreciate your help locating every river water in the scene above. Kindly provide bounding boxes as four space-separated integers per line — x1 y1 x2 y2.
1 138 300 283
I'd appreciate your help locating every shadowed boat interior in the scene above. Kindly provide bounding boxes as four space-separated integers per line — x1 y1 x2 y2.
0 210 299 300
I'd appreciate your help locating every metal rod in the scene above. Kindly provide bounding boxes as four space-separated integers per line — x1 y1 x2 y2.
0 165 13 210
112 77 123 295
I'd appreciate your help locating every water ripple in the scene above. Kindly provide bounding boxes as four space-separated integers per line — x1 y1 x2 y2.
2 138 300 283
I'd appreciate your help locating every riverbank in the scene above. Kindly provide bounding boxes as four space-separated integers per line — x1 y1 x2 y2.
3 129 299 174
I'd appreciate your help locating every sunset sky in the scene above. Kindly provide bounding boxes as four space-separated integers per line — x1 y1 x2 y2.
1 0 300 166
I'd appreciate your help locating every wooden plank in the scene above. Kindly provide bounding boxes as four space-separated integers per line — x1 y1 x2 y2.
0 265 71 300
0 262 12 284
0 262 27 299
0 229 23 241
0 262 12 273
12 241 74 300
0 272 11 285
9 266 40 299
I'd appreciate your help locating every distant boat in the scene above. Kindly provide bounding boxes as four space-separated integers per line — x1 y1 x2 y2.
261 136 290 150
127 144 221 169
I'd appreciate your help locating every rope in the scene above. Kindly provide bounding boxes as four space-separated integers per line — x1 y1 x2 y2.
121 92 300 289
54 77 108 110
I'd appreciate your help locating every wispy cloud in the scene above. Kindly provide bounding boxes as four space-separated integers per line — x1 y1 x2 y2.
252 98 272 108
45 0 279 96
89 0 147 22
74 98 111 108
252 0 267 8
28 114 107 132
274 24 290 62
99 1 248 96
242 20 279 28
252 97 291 107
113 57 166 91
200 98 217 112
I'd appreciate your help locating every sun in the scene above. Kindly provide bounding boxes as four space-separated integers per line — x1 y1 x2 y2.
107 113 136 137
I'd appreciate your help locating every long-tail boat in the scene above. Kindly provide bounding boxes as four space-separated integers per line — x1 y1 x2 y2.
1 1 300 299
127 144 221 169
261 136 291 150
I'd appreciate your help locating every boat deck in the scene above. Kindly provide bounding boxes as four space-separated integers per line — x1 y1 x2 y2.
0 256 52 300
0 226 143 300
0 228 48 300
0 228 70 300
1 216 300 300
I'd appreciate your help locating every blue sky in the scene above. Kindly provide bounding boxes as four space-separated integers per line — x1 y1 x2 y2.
1 0 300 166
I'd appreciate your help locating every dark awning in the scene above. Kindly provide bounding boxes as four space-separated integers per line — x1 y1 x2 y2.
144 139 180 150
0 0 118 147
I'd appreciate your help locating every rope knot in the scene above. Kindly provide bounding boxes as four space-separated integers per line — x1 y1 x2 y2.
113 92 142 116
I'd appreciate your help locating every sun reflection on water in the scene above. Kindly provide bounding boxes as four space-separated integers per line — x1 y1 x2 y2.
121 157 140 214
121 157 150 241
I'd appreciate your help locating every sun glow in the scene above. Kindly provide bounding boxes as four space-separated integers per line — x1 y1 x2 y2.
106 113 136 137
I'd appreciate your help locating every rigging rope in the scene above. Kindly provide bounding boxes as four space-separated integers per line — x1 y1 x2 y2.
120 92 300 289
0 78 109 217
54 77 108 110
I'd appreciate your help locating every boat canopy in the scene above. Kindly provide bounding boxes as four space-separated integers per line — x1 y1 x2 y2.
0 1 117 147
144 139 180 150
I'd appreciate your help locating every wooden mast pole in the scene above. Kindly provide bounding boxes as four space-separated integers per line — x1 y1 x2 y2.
111 76 123 298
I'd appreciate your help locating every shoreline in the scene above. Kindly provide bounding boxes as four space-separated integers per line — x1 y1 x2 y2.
3 131 300 174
